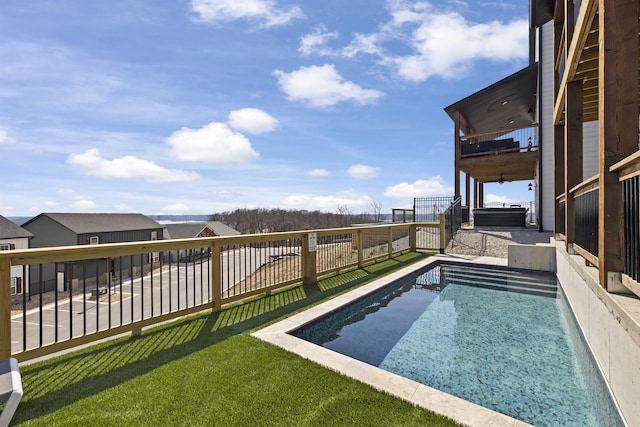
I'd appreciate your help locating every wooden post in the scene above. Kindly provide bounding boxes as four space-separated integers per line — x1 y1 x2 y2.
0 259 11 359
465 173 471 208
356 230 363 268
439 213 446 254
454 112 461 199
598 0 639 288
409 224 417 251
554 124 565 234
301 233 317 286
473 179 478 209
564 79 583 250
210 241 222 311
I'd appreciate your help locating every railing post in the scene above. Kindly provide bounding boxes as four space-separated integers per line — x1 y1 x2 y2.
301 233 317 286
211 241 222 312
0 258 12 359
439 213 446 254
356 230 363 268
409 224 417 251
387 227 393 259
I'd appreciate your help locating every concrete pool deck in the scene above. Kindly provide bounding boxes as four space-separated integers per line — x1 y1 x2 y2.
252 255 533 427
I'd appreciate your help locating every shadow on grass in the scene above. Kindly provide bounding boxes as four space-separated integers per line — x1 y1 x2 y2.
14 252 431 424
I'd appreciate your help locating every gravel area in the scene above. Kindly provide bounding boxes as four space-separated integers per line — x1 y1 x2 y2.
446 227 553 258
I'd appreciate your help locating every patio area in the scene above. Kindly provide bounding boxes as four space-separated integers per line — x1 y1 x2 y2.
446 227 553 258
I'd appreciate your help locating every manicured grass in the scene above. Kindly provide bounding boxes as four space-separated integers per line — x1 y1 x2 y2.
11 252 461 426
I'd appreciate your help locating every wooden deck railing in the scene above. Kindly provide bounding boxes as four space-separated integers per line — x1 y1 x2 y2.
1 222 442 362
611 151 640 296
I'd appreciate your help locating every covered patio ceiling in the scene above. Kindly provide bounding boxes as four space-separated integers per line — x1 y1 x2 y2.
444 63 538 135
444 63 539 183
459 151 539 183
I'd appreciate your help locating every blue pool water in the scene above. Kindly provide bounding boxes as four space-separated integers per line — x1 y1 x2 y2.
292 263 624 426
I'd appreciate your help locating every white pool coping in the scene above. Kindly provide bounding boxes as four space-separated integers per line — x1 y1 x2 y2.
252 255 533 427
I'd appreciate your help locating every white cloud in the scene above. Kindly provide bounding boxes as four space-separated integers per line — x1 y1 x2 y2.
282 190 373 210
348 164 380 179
189 0 304 28
308 168 331 177
160 203 191 214
299 25 339 55
68 148 200 183
167 122 259 164
273 64 384 108
485 193 517 205
391 10 528 81
115 203 134 211
0 128 14 145
315 1 528 82
55 188 97 211
384 176 453 199
227 108 278 135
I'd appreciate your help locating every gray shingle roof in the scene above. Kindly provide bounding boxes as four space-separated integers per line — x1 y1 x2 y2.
164 221 240 239
206 221 240 237
164 223 208 239
25 213 162 234
0 215 33 239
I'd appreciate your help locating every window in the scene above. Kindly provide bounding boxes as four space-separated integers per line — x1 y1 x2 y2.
0 243 15 251
90 236 99 245
150 231 159 262
10 277 17 295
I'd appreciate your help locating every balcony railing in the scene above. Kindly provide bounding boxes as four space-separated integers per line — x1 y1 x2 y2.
459 126 537 158
623 176 640 284
0 222 443 362
569 175 599 266
557 195 566 237
612 151 640 294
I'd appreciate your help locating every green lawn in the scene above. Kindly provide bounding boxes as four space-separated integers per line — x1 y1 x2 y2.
10 252 462 426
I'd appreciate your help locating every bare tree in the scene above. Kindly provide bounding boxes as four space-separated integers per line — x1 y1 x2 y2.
209 207 375 234
336 205 353 227
368 201 383 222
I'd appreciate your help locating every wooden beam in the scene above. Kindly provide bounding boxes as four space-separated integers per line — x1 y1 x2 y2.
473 179 478 209
465 173 470 207
454 111 461 199
0 259 10 359
598 0 640 288
554 0 599 125
565 79 584 249
554 124 565 234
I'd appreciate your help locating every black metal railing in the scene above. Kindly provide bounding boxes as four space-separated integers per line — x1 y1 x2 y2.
414 196 456 222
623 176 639 282
444 197 462 248
459 126 537 158
575 190 599 257
558 200 566 235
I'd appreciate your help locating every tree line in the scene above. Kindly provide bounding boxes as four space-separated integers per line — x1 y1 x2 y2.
209 203 383 234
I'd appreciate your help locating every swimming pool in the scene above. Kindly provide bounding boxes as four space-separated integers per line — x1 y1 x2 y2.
291 263 624 427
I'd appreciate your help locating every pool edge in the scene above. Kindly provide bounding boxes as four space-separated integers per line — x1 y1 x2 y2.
252 254 532 427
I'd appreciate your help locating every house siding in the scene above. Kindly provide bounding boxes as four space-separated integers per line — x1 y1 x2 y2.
540 21 555 231
24 215 77 248
2 237 30 295
582 121 599 179
23 215 165 293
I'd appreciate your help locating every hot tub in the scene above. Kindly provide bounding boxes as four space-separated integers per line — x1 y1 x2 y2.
473 207 527 227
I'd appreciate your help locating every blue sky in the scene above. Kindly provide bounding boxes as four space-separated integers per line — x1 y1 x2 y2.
0 0 533 217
